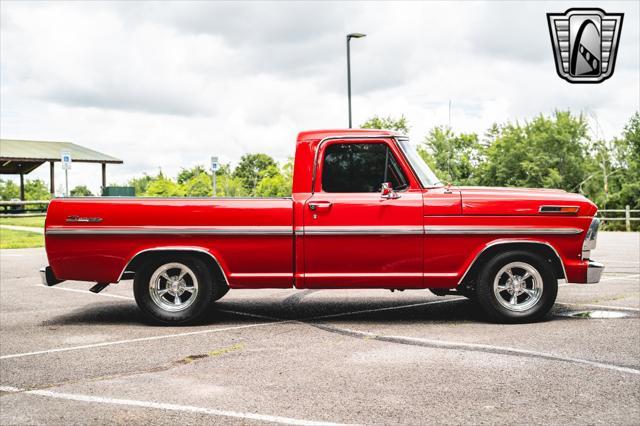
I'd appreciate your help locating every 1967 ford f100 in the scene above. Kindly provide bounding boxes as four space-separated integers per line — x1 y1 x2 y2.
41 129 603 324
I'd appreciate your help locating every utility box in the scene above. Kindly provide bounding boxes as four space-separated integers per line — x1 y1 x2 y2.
102 186 135 197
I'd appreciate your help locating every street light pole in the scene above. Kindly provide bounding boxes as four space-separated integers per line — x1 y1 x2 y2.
346 33 366 128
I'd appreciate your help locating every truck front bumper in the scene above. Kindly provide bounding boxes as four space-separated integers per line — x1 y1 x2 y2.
586 260 605 284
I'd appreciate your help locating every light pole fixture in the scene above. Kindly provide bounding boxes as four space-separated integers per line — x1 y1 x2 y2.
347 32 366 128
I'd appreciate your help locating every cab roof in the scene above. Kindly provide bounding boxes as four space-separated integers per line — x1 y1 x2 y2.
296 128 399 142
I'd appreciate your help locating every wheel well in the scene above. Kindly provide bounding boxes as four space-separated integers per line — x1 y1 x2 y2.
460 242 565 287
121 249 228 287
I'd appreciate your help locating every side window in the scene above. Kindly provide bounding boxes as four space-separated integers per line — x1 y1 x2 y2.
322 143 408 193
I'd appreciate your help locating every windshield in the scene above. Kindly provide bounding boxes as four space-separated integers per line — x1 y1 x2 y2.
396 138 441 187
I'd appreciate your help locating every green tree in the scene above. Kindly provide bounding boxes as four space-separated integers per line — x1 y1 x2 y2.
24 179 51 200
0 179 20 200
254 163 292 197
215 163 232 177
419 126 483 185
588 112 640 210
233 153 277 195
361 115 410 133
177 165 208 185
144 176 185 197
182 172 212 197
615 112 640 209
128 174 155 195
70 185 93 197
479 111 589 191
215 174 248 197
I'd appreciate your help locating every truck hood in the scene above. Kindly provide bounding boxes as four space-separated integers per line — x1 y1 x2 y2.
458 186 598 216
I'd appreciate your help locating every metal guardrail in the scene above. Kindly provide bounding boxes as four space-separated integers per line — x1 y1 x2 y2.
599 205 639 232
0 200 50 216
0 200 51 205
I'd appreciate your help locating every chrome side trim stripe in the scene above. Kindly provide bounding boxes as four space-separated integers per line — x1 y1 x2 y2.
424 272 458 277
46 226 292 236
48 225 580 236
304 272 422 278
302 226 423 235
425 226 582 235
229 273 293 278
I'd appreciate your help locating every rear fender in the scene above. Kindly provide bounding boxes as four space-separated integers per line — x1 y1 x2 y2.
119 246 230 285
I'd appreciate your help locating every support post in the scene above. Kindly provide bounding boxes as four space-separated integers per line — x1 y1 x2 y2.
347 37 352 129
101 163 106 195
49 161 55 196
625 205 631 232
212 171 217 198
19 173 25 201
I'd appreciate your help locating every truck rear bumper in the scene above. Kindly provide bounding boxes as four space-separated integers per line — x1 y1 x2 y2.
586 260 605 284
39 266 63 287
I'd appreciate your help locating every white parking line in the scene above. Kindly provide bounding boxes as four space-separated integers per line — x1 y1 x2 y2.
16 283 640 370
558 274 639 287
556 302 640 312
0 321 287 360
598 274 640 283
220 299 640 377
311 325 640 376
33 285 134 300
0 386 345 426
10 285 464 359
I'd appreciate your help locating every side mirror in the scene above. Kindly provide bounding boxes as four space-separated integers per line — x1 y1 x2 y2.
381 182 400 199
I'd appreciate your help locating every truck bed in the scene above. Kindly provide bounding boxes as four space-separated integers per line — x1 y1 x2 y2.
45 197 294 287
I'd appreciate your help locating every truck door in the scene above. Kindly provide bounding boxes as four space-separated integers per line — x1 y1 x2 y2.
302 138 424 288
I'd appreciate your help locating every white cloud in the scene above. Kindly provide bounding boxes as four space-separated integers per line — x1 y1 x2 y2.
1 0 638 194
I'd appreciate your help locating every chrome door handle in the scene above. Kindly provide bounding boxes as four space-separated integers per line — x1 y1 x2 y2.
308 202 332 211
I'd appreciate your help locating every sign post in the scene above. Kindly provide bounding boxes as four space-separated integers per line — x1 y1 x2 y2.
61 151 72 197
210 156 219 198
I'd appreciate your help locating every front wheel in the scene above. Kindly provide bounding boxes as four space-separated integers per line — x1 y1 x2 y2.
133 256 219 325
476 251 557 323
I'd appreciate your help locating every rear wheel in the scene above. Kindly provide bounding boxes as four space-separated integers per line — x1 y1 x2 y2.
476 251 557 323
134 255 222 325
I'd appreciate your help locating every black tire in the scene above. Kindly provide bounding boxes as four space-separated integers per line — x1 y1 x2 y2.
476 250 557 323
134 255 222 325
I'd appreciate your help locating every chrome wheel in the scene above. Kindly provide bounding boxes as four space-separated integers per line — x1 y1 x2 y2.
148 262 198 312
493 261 543 312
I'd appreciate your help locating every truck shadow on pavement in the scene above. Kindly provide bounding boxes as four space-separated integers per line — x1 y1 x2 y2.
42 296 502 326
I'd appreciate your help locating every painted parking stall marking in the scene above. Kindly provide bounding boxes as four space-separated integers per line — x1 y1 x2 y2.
0 321 287 360
0 386 347 426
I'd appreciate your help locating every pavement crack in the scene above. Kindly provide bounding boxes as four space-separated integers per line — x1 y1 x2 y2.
10 343 246 392
180 343 244 364
306 322 640 376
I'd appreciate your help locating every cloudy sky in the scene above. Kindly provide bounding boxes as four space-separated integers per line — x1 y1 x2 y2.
1 1 638 194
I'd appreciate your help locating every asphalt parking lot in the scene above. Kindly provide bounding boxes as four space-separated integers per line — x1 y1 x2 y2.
1 232 639 425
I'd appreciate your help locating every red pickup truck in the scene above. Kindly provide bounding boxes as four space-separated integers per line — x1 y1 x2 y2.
41 129 603 324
